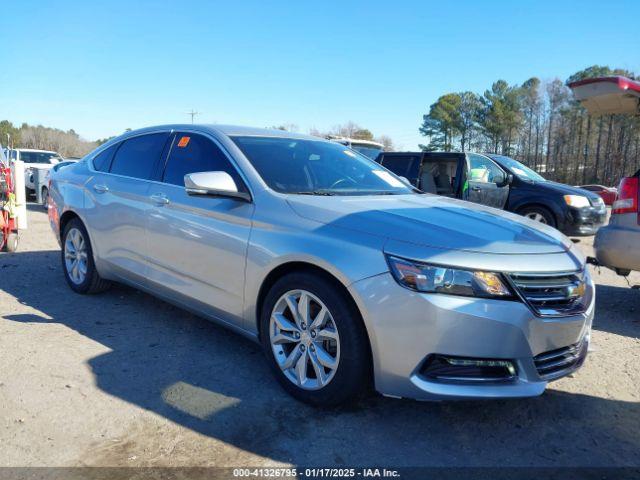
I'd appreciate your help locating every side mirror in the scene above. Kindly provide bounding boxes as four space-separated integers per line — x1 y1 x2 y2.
184 171 251 202
496 173 513 188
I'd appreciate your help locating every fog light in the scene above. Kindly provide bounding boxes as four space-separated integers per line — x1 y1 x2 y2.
445 358 517 376
421 355 517 382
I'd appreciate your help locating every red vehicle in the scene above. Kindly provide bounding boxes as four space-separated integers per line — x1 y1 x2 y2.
577 184 618 206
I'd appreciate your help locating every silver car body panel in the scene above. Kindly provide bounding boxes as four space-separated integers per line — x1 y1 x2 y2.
594 212 640 272
48 124 594 400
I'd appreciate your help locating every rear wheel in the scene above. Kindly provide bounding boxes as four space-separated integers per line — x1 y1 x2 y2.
520 205 556 228
260 272 371 406
61 218 111 294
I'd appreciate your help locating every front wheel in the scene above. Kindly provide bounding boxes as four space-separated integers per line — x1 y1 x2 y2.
61 218 111 294
520 205 556 228
260 272 371 406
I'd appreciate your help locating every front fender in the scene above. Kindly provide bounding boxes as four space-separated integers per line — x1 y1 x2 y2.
242 216 388 334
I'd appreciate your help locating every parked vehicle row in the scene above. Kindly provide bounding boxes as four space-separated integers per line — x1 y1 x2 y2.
48 125 593 406
3 148 63 199
377 151 607 236
568 75 640 279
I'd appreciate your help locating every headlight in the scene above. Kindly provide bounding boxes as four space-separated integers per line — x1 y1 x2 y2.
564 195 590 208
386 255 513 298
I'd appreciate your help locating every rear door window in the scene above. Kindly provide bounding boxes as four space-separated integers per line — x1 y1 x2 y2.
161 133 246 190
109 133 170 180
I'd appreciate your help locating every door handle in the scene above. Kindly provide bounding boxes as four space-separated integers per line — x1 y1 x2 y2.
93 184 109 194
150 193 170 206
471 186 481 192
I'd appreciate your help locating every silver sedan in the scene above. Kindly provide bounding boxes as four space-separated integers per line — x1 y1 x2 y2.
48 125 594 406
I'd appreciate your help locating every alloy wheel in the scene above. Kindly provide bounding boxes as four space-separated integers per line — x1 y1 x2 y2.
64 228 88 285
525 212 548 224
269 289 340 390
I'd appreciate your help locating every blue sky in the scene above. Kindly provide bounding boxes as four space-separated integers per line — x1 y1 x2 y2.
1 0 639 149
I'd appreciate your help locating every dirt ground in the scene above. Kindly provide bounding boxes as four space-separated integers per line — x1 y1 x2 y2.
0 205 639 468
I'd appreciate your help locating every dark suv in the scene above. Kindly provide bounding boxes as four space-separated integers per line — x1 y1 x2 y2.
377 151 607 236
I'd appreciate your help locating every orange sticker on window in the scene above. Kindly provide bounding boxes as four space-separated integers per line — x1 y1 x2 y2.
177 136 190 148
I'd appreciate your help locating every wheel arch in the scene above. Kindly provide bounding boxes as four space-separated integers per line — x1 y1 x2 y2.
516 202 559 225
59 209 82 241
255 261 364 340
59 209 100 261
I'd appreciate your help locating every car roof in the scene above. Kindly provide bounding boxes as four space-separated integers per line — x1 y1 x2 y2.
119 124 325 142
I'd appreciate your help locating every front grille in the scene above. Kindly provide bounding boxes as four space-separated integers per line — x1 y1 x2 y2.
507 270 590 316
534 338 588 380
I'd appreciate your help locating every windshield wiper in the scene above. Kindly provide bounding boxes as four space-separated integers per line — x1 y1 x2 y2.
291 191 336 196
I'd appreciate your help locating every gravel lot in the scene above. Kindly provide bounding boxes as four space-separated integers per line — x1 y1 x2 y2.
1 206 639 468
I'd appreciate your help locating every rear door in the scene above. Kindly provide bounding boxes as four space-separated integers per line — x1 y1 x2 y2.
466 154 509 209
144 131 254 327
420 153 464 196
378 154 421 186
84 132 171 283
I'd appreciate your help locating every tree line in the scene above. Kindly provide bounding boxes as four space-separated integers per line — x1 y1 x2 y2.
420 65 640 186
0 120 100 158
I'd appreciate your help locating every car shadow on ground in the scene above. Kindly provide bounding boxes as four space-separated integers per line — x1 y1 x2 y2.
2 250 639 466
592 284 640 338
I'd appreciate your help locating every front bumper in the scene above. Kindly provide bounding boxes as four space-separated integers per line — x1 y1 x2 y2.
594 223 640 273
561 206 607 236
349 273 594 401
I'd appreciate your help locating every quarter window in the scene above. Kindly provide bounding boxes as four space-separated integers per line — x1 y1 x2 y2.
109 133 170 180
162 133 246 190
92 143 119 172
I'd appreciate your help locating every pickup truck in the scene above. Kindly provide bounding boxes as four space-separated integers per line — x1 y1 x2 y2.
377 151 606 236
6 148 63 195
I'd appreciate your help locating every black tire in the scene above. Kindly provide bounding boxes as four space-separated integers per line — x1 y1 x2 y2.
4 232 18 252
61 218 111 294
41 187 49 209
260 271 371 407
519 205 556 228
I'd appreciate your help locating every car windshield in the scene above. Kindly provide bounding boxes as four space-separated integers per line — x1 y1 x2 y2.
20 151 61 164
351 145 384 161
232 136 414 195
491 155 546 182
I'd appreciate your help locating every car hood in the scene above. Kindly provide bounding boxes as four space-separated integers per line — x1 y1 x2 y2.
287 194 572 254
531 181 601 200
